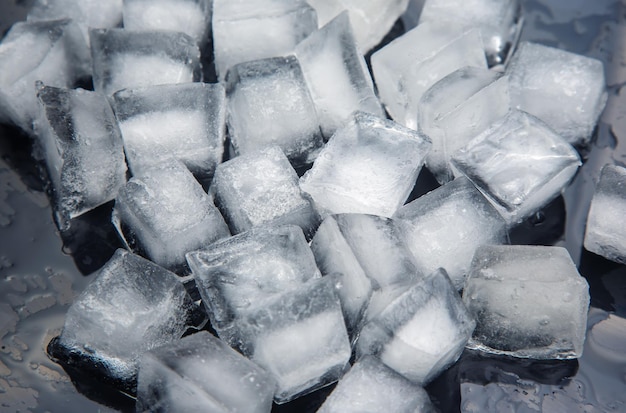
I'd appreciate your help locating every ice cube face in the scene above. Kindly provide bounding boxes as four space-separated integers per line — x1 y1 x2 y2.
584 164 626 264
371 22 486 129
136 331 276 413
357 268 475 385
90 28 201 96
55 249 193 391
112 82 225 184
212 0 317 80
113 160 230 271
212 146 320 237
0 19 90 133
34 84 127 230
394 177 508 290
451 110 581 225
225 56 324 167
508 42 608 147
419 66 510 184
462 245 590 359
295 12 384 139
300 112 432 218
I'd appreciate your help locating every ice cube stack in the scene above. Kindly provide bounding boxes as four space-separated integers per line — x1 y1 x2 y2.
0 0 612 410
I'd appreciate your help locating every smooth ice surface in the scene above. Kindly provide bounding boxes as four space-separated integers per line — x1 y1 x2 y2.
112 82 225 184
57 249 193 388
300 112 431 218
0 19 90 133
34 84 127 230
463 245 590 359
226 56 323 167
317 356 435 413
357 268 475 385
508 41 608 146
295 12 383 138
371 22 486 129
90 28 201 96
394 177 508 290
212 146 319 237
419 66 510 184
136 331 275 413
114 160 229 271
451 110 581 225
584 164 626 264
213 0 317 80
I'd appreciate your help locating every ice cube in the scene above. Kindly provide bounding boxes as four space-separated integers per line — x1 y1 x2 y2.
508 41 608 147
584 164 626 264
112 82 225 185
225 56 323 167
300 112 431 218
394 177 508 290
90 28 201 96
0 19 90 133
371 22 486 129
357 268 475 385
462 245 590 359
419 66 510 184
212 0 317 80
451 110 581 226
113 159 230 271
136 331 276 413
211 146 320 238
34 83 127 231
295 12 383 138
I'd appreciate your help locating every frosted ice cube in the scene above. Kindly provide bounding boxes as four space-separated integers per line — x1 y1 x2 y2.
584 164 626 264
34 83 127 231
508 41 608 147
212 146 320 237
225 56 323 167
113 159 230 271
451 110 581 225
419 66 510 184
0 19 90 133
357 268 475 385
213 0 317 80
371 22 486 129
462 245 590 359
300 112 431 218
90 28 201 96
136 331 276 413
112 82 225 184
394 177 508 290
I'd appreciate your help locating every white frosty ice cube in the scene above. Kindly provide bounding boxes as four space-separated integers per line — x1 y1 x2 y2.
463 245 590 359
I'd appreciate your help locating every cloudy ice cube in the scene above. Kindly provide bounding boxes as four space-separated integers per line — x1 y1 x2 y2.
113 159 230 271
357 268 475 385
419 66 510 184
508 41 608 147
394 177 508 290
90 28 201 96
300 112 431 218
112 82 225 184
0 19 90 133
52 249 193 392
34 84 127 230
226 56 323 167
136 331 275 413
212 0 317 80
463 245 590 359
371 22 486 129
584 164 626 264
212 146 319 237
318 356 435 413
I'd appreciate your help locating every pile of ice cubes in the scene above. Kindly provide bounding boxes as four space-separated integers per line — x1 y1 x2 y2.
1 0 618 410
